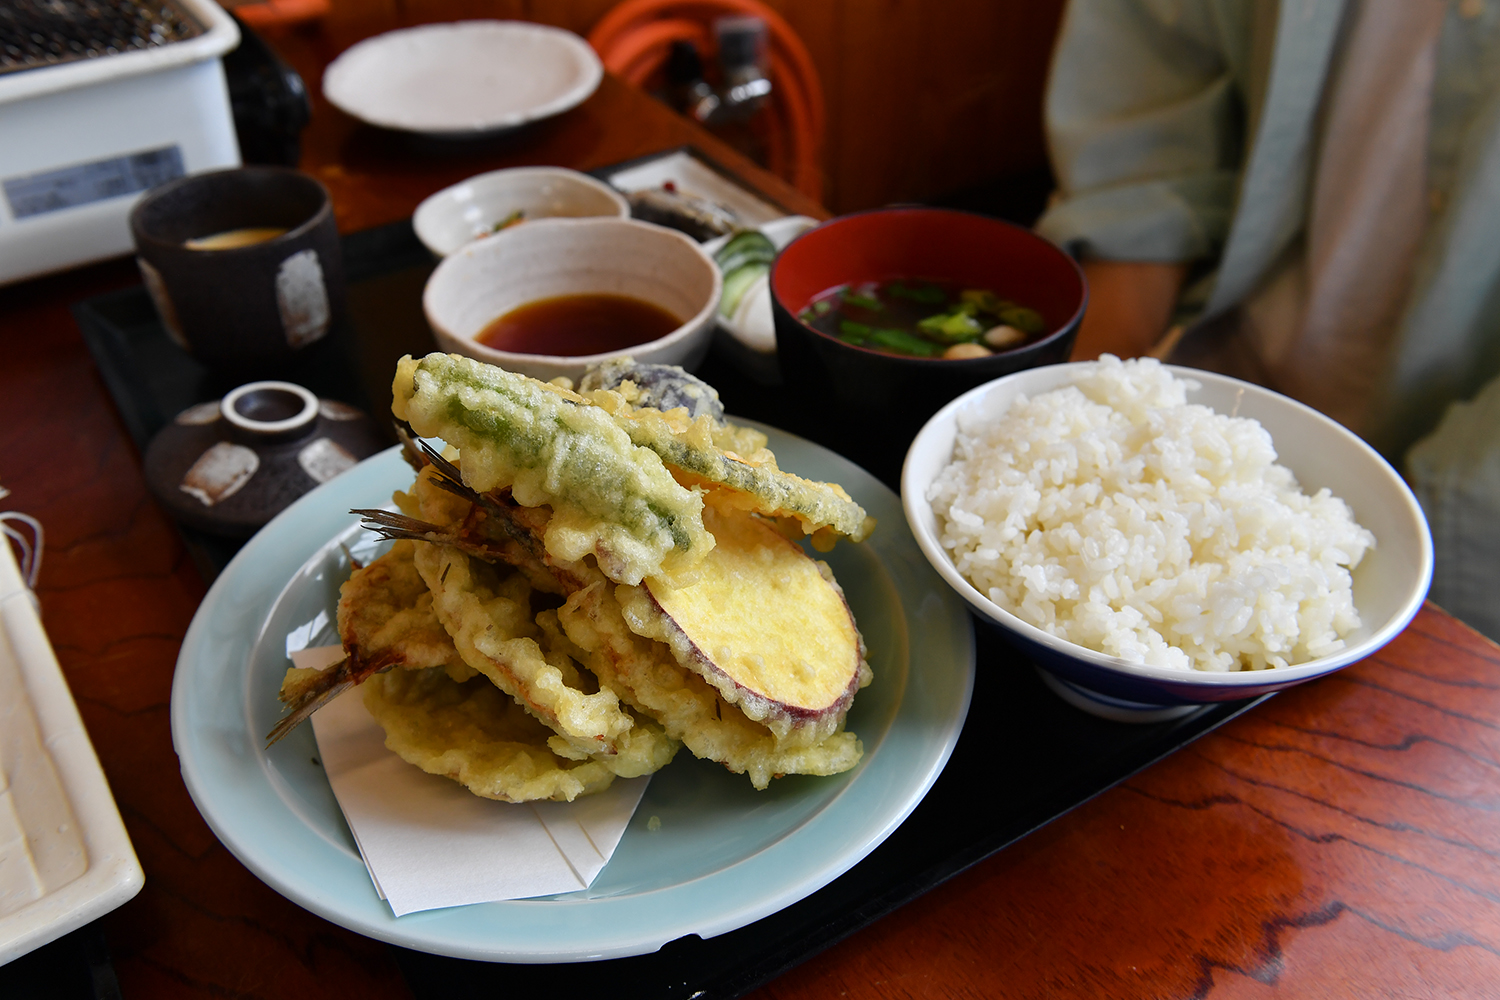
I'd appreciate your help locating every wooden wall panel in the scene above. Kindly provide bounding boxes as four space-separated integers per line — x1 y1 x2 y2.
317 0 1066 213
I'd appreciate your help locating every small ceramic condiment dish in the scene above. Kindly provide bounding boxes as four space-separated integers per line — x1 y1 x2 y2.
143 381 386 538
413 167 630 257
702 214 819 385
771 208 1087 435
901 363 1434 722
423 217 723 383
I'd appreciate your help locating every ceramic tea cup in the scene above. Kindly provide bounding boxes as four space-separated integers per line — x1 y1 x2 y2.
130 166 345 375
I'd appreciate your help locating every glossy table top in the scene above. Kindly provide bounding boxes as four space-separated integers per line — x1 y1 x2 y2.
2 21 1497 1000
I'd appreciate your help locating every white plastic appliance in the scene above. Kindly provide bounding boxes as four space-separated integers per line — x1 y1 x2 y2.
0 0 242 285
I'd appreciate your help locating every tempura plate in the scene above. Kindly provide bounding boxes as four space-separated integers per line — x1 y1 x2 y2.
170 423 975 962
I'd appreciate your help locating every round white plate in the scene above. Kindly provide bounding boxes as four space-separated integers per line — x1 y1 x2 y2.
171 424 975 963
323 21 603 137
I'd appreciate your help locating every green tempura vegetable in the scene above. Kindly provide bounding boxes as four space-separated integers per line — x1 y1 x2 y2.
391 353 713 584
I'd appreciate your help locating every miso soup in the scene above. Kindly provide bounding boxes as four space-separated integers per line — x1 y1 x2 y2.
798 279 1046 359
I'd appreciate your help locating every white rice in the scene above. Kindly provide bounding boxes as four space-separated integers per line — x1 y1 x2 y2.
926 356 1375 671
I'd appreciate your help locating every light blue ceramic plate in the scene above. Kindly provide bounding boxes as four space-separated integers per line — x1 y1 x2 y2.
170 423 975 963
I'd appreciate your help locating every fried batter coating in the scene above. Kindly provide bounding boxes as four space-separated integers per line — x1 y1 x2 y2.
411 540 677 777
583 383 875 546
337 539 475 679
552 583 863 790
364 667 618 802
616 507 871 748
270 540 475 744
391 353 713 584
399 464 605 595
576 359 725 422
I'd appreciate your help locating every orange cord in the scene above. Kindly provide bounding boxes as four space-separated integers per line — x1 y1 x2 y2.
587 0 824 200
608 19 710 86
229 0 329 29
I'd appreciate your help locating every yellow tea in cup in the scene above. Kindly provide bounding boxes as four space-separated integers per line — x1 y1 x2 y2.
183 227 288 251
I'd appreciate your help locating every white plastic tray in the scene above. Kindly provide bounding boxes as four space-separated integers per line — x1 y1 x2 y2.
0 537 143 965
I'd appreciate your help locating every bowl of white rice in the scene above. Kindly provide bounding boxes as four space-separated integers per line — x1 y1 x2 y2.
901 357 1433 722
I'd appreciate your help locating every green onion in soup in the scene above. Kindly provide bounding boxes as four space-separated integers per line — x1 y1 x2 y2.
798 279 1045 359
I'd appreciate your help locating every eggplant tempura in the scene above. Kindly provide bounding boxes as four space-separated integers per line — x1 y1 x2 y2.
271 354 874 798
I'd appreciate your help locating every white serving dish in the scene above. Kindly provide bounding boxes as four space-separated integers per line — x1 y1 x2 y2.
323 21 602 137
0 0 241 285
424 216 722 383
902 363 1434 722
605 149 787 231
702 214 819 383
413 167 629 258
0 536 144 963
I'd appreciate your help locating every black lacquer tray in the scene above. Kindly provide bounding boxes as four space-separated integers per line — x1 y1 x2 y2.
74 216 1266 1000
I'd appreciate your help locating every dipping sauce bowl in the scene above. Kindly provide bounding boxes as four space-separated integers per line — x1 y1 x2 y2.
423 216 722 383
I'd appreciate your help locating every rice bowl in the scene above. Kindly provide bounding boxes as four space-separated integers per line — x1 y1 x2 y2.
928 357 1374 672
901 361 1433 720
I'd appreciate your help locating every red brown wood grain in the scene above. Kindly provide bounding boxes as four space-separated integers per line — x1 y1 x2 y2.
744 611 1500 1000
305 0 1067 214
265 24 827 235
1 23 1497 999
1 262 413 998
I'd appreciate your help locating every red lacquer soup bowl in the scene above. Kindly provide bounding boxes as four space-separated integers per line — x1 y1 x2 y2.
770 208 1087 438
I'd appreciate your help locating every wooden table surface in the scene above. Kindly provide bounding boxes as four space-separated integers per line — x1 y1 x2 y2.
3 23 1499 999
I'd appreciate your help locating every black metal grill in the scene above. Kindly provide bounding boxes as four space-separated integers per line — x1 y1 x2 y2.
0 0 203 76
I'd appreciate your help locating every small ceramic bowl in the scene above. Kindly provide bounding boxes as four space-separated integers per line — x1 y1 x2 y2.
902 363 1434 722
423 217 722 383
413 167 630 257
771 208 1087 436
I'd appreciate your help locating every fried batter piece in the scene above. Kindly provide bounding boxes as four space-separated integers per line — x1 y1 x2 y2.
389 456 605 596
365 665 618 803
395 456 867 761
391 353 713 585
385 439 866 786
576 359 726 421
274 355 871 794
410 539 678 777
551 584 864 790
580 375 876 547
269 540 476 745
271 541 646 802
615 506 871 748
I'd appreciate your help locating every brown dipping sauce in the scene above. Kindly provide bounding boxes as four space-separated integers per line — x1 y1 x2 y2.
476 293 681 356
